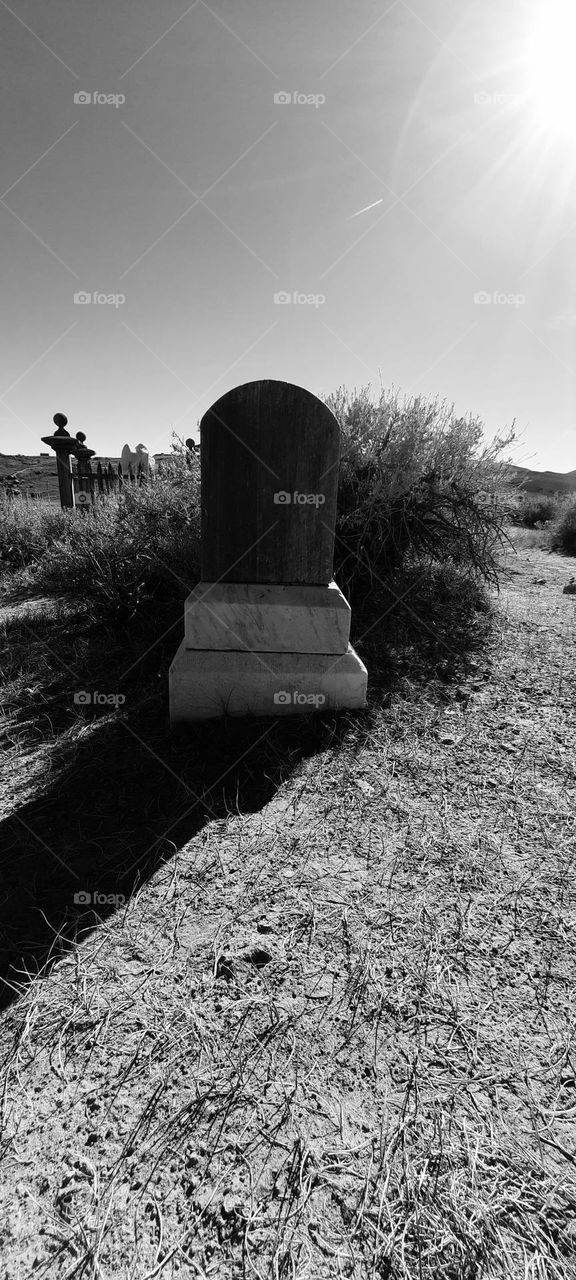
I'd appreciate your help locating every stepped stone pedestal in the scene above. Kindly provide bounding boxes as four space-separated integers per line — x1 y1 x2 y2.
170 640 367 721
168 379 368 723
184 580 351 652
170 579 367 722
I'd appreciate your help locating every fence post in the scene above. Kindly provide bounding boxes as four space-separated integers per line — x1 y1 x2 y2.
117 463 123 492
41 413 77 509
185 438 199 469
73 432 95 514
96 461 104 495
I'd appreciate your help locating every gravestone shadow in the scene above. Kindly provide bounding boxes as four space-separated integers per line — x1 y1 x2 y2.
0 597 361 1013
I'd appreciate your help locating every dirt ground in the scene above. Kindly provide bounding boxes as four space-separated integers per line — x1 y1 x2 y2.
0 532 575 1279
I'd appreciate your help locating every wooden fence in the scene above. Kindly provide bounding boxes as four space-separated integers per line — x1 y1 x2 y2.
90 459 152 497
73 458 171 507
86 451 198 495
70 448 200 510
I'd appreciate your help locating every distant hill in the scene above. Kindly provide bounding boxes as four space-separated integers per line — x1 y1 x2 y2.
0 454 63 502
504 464 576 496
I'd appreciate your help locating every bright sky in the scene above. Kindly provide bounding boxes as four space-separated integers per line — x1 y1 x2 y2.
1 0 575 470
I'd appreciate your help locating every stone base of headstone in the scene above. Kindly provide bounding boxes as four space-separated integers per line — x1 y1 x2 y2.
184 580 351 653
169 640 367 722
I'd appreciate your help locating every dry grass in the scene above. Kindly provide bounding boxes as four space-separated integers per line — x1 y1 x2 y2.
0 534 575 1278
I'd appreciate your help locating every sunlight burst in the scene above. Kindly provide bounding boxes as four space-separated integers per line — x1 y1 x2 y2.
526 0 576 140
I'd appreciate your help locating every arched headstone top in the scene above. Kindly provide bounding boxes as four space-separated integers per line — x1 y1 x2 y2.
200 379 341 585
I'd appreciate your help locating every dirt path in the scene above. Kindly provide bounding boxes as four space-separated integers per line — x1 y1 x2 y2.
0 538 574 1279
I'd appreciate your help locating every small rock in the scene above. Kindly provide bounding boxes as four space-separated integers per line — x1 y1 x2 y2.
337 1198 355 1226
246 947 272 968
222 1193 243 1218
215 956 234 981
563 578 576 595
469 690 493 706
355 778 375 796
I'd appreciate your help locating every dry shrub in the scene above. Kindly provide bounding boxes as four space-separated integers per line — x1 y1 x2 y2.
324 385 516 601
550 495 576 556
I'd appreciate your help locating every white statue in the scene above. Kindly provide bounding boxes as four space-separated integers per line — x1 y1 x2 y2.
121 443 154 476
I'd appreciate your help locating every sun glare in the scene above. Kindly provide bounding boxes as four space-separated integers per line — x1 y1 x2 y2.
527 0 576 140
